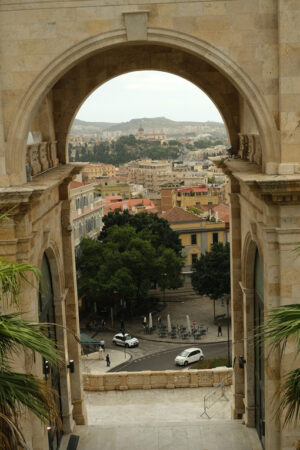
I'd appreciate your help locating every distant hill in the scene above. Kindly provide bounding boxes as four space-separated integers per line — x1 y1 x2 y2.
71 117 226 138
71 119 116 135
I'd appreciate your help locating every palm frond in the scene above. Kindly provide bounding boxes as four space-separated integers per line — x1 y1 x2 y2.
0 313 61 367
0 412 29 450
279 369 300 426
0 260 41 304
0 371 61 427
257 304 300 357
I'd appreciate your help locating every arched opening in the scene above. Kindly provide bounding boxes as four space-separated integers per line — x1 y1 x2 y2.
5 31 279 185
39 253 63 450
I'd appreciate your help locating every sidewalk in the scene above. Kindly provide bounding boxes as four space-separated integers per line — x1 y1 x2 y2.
80 349 131 374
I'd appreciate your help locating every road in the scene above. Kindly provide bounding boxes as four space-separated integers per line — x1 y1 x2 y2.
110 341 229 372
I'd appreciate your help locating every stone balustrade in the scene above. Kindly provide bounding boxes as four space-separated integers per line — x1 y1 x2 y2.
26 141 59 180
83 367 232 392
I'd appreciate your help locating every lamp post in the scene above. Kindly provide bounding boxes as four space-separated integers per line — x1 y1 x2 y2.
225 294 231 367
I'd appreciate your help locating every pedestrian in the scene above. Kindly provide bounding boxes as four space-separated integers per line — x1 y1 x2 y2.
101 319 105 329
98 347 104 360
100 338 105 351
157 315 161 326
106 353 110 367
120 319 125 331
217 323 222 336
143 316 147 325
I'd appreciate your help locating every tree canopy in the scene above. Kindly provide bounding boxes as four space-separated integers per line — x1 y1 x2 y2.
99 211 183 256
191 242 230 300
77 223 184 315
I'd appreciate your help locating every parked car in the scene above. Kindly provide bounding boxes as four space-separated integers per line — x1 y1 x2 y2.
174 347 204 366
112 333 139 348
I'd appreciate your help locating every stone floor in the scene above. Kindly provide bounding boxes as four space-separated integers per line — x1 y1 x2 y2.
60 388 262 450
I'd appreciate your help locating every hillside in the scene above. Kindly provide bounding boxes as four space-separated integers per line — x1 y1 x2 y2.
71 117 226 137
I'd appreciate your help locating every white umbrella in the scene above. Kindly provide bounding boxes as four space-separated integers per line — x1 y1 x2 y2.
186 315 192 334
149 312 153 329
167 314 172 333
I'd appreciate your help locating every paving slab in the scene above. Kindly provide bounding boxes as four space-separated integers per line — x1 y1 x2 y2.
60 388 262 450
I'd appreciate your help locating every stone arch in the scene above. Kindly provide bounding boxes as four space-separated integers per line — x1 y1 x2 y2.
242 232 264 290
6 28 279 185
37 244 73 434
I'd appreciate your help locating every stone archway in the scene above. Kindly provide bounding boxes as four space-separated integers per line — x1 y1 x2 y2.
5 28 279 186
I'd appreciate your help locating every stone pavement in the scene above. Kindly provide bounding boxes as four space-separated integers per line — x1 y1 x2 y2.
60 388 262 450
81 349 131 374
124 295 231 345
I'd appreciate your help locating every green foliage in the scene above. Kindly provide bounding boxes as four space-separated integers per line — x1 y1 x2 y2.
187 207 203 215
192 356 228 370
257 304 300 426
191 242 230 300
72 135 181 166
0 256 61 449
99 211 183 255
77 222 184 313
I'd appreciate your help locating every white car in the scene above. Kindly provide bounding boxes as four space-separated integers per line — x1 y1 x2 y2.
112 333 139 348
175 347 204 366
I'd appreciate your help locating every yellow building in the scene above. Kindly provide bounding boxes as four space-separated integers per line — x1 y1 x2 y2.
160 207 227 268
95 177 131 199
82 163 116 180
173 186 219 210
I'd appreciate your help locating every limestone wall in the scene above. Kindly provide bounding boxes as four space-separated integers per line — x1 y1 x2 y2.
82 368 232 391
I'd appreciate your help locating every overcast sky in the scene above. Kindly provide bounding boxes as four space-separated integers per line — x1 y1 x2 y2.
76 71 223 123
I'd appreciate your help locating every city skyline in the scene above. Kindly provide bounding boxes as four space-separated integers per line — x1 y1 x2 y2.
76 71 223 124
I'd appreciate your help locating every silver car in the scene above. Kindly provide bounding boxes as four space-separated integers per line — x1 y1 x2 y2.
175 347 204 366
112 333 139 348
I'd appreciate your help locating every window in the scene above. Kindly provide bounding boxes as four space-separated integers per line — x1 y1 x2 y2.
191 254 198 265
191 234 197 245
213 233 219 244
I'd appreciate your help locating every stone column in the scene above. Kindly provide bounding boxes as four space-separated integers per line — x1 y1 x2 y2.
240 283 255 427
59 179 87 425
229 191 244 418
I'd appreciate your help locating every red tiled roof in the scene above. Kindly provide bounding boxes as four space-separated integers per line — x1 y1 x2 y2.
213 203 230 224
69 181 86 189
159 207 201 223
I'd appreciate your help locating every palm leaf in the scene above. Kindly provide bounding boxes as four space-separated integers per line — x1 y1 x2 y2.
279 369 300 426
0 313 60 368
0 260 41 303
0 371 61 426
257 304 300 357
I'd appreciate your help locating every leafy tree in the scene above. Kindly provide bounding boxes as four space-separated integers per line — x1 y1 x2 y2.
258 304 300 426
77 224 184 316
191 242 230 319
99 211 183 255
0 255 60 449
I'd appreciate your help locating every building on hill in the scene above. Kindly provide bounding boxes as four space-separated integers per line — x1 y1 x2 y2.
135 125 166 142
94 177 131 199
160 185 219 211
128 159 178 192
81 163 116 181
70 181 104 248
160 207 227 271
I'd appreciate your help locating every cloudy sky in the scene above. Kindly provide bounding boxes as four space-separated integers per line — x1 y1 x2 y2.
76 71 223 123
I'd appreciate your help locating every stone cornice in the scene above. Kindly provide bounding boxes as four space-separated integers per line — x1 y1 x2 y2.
0 164 84 208
223 159 300 205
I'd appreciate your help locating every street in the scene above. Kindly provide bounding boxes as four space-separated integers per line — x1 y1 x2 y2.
110 341 229 372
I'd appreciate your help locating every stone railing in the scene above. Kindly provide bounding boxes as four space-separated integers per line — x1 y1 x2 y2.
238 133 262 166
83 367 232 391
26 141 59 180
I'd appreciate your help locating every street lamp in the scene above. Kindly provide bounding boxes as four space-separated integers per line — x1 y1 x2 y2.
225 295 231 367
